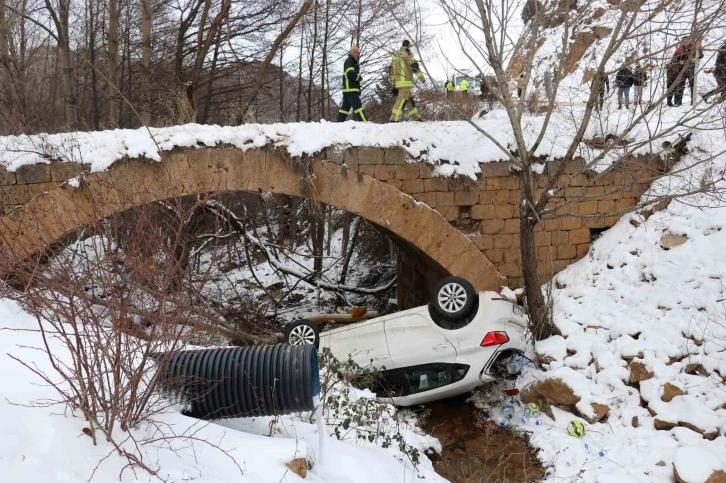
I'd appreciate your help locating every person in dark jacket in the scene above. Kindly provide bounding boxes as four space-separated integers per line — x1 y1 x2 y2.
667 36 703 106
479 77 494 110
704 41 726 103
633 64 647 105
593 70 609 111
615 63 634 109
337 46 367 122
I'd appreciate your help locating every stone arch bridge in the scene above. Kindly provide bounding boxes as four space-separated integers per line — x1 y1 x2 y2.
0 132 660 308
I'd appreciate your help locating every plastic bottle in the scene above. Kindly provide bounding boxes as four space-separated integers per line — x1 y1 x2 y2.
505 354 524 375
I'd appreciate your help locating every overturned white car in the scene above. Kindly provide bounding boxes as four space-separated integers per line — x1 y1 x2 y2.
284 277 528 406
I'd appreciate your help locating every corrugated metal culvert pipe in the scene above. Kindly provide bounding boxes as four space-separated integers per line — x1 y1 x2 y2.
155 344 321 420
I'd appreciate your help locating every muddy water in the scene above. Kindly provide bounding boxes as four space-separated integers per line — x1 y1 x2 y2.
422 395 544 483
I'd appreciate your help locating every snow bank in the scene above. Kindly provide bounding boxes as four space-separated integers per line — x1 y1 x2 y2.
0 298 444 482
673 446 726 483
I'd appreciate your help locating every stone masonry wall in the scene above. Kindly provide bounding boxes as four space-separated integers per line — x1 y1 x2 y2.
0 146 659 288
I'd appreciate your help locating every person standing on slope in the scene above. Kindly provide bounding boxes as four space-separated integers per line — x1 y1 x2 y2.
593 69 609 111
517 73 526 98
704 41 726 103
390 40 426 122
633 64 647 105
337 45 368 122
615 62 634 109
446 78 454 98
459 78 469 94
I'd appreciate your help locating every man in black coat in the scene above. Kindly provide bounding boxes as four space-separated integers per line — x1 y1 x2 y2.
704 41 726 103
337 46 368 122
615 63 634 109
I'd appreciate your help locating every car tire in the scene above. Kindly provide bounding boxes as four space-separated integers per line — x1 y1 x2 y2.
430 277 478 324
284 320 320 349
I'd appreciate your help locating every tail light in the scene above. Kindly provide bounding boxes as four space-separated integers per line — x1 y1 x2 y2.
503 388 520 397
481 331 510 347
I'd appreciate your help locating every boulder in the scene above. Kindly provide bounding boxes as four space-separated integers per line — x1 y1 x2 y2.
629 361 654 384
654 418 677 430
287 458 308 479
673 446 726 483
660 233 688 249
663 382 685 402
586 403 610 424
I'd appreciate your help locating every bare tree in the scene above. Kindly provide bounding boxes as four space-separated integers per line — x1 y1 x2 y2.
140 0 152 125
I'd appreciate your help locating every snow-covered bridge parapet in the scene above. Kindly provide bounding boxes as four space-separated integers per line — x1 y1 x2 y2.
0 122 660 288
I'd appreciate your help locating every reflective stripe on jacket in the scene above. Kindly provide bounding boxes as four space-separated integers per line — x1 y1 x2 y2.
390 46 424 89
343 55 361 93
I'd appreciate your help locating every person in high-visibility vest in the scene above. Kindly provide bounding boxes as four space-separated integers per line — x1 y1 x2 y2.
445 79 454 98
459 78 469 93
390 40 426 122
337 45 367 122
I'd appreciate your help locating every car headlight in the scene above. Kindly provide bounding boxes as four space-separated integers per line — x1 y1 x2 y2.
512 304 524 317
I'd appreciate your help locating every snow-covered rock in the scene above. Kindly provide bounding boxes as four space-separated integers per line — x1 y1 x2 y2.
673 446 726 483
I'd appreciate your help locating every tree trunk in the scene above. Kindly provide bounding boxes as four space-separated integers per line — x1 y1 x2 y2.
199 27 221 124
108 0 120 126
296 23 304 121
341 212 351 259
140 0 152 125
289 197 297 248
87 0 99 130
519 171 552 341
55 0 78 127
320 0 330 119
325 205 332 256
306 1 317 121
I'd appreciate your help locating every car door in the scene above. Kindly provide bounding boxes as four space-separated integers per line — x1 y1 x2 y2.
384 313 457 369
322 320 392 370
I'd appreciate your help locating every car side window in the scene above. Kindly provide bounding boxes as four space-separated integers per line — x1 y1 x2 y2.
371 363 471 397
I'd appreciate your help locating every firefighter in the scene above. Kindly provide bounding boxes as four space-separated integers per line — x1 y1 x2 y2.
337 45 367 122
390 40 426 122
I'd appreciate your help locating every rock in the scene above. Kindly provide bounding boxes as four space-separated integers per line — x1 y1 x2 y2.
656 460 666 466
287 458 308 479
662 382 685 402
632 416 639 428
522 378 580 419
660 233 688 249
674 446 726 483
685 363 710 376
585 403 610 424
629 361 654 384
707 470 726 483
680 422 719 441
592 7 606 18
654 418 677 430
521 377 610 423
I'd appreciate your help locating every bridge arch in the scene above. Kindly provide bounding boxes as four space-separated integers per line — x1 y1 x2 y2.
0 147 504 292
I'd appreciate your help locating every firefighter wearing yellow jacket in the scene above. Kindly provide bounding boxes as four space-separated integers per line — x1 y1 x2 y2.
390 40 426 122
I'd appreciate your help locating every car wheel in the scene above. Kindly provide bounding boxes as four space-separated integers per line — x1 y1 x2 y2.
284 320 320 348
430 277 478 323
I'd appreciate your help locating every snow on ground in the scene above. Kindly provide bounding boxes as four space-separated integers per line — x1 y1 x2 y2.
0 298 443 482
510 125 726 481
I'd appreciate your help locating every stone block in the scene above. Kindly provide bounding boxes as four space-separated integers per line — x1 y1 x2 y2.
579 200 599 215
416 192 437 208
374 165 396 180
504 249 521 264
454 190 479 206
577 244 590 257
557 244 577 260
16 164 50 184
384 148 407 165
437 205 458 221
484 249 503 263
358 164 376 177
535 231 552 247
401 179 424 193
504 218 520 234
1 170 16 185
486 177 501 190
543 218 561 231
471 235 494 250
501 176 521 190
395 164 420 180
479 191 495 204
561 216 582 230
358 147 384 165
481 219 504 235
569 227 591 245
325 147 344 164
552 231 569 245
420 164 435 178
424 177 449 192
386 179 402 190
495 204 515 218
0 184 29 205
495 190 510 204
479 162 512 177
499 263 521 278
509 189 521 205
50 162 86 182
598 199 615 214
471 204 494 220
615 197 636 212
495 234 514 249
437 191 455 206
